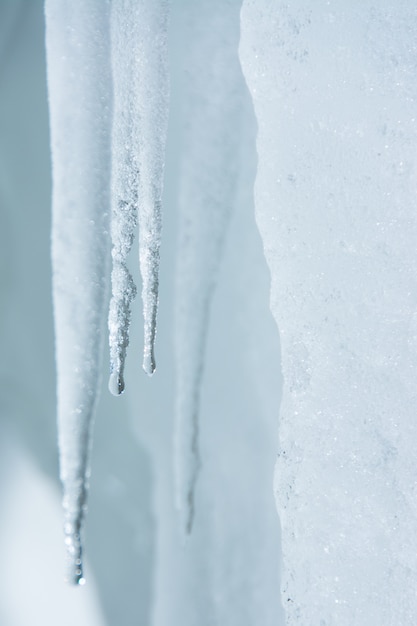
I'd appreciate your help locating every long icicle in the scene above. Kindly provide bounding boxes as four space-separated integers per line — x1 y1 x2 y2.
108 0 169 389
174 0 244 534
134 0 170 376
45 0 112 583
108 1 138 396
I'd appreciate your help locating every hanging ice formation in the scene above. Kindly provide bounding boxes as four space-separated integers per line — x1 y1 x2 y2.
45 0 112 584
109 0 169 394
174 0 245 534
45 0 169 583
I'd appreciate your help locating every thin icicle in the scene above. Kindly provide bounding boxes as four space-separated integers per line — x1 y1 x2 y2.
134 0 169 376
108 1 139 396
45 0 112 583
108 0 169 390
174 0 245 534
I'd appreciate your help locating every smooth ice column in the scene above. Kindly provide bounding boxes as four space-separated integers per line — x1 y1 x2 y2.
174 0 244 534
241 1 417 623
45 0 112 584
108 0 169 390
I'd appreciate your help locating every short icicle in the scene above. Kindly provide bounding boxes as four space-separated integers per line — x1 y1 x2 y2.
45 0 112 583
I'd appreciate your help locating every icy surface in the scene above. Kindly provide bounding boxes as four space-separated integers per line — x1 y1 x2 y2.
240 1 417 623
108 0 169 387
3 2 285 623
174 0 245 533
45 0 112 584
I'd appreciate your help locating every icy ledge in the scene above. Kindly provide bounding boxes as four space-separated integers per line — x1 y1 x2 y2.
240 1 417 624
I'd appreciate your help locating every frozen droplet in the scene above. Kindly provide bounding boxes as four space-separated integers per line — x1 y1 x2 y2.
108 371 125 396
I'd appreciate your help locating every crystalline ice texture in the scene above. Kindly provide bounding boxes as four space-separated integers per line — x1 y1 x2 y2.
240 1 417 623
45 0 112 583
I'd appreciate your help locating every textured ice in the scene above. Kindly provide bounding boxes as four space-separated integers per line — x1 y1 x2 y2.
240 1 417 623
108 0 169 387
45 0 112 583
174 0 245 534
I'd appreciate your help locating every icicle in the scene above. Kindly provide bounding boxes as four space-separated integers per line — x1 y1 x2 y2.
45 0 112 583
174 0 245 534
108 1 138 396
108 0 169 391
135 0 169 377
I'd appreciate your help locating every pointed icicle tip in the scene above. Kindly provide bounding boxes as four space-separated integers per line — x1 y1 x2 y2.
109 371 125 396
66 563 85 586
143 351 156 377
64 529 85 585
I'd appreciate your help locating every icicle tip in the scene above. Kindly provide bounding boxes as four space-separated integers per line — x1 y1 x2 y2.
108 371 125 396
66 566 85 586
64 530 85 585
143 351 156 377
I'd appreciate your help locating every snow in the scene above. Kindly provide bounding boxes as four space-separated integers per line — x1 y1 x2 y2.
240 1 417 623
44 0 112 584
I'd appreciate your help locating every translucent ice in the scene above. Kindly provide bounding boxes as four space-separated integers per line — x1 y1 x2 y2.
109 0 168 386
174 0 245 534
45 0 112 583
108 0 169 390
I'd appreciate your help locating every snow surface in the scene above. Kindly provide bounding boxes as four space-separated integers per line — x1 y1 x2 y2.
240 1 417 623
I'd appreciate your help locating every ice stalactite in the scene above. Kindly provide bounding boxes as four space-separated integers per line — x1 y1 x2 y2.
107 2 139 397
46 0 169 581
174 0 245 534
45 0 112 584
136 0 169 377
108 0 169 392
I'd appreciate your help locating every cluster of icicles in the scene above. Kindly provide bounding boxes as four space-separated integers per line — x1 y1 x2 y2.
45 0 241 584
45 0 169 585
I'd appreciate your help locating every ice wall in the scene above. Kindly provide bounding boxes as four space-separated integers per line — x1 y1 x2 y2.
240 1 417 624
